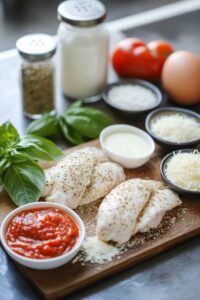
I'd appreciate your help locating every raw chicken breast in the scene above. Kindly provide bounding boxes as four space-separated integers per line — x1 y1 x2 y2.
131 178 165 192
80 162 125 205
42 147 108 209
96 178 182 244
96 179 151 244
134 189 182 233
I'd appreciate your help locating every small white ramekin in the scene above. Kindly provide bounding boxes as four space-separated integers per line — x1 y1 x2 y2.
0 202 85 270
100 124 155 169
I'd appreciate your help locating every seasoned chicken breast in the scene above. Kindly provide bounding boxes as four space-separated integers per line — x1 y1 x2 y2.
42 147 108 209
96 178 182 244
96 179 151 244
134 189 182 233
80 162 125 205
130 178 165 192
42 147 125 209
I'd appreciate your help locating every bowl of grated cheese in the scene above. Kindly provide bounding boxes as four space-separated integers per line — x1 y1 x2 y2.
160 149 200 195
102 80 163 117
146 107 200 149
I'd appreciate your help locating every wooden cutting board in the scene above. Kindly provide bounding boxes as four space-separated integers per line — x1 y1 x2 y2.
0 140 200 300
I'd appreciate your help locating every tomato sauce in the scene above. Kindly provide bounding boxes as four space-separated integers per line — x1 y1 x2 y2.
6 208 79 259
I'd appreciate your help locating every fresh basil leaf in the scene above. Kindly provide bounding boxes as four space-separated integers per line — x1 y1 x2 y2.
67 107 112 126
10 152 35 163
26 112 58 137
1 158 45 206
17 135 63 161
66 107 112 138
59 116 84 145
0 121 20 150
65 112 111 139
67 100 82 113
0 157 11 177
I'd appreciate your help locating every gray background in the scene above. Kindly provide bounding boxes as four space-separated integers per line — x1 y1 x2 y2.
0 0 181 51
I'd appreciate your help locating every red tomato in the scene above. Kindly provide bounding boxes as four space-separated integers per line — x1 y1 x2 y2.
112 38 173 80
148 40 174 73
111 38 145 77
128 46 160 79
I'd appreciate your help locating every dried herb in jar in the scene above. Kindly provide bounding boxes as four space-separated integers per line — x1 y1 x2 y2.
22 62 55 115
16 34 56 119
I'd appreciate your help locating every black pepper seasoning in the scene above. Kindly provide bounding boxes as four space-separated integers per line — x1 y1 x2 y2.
16 34 56 119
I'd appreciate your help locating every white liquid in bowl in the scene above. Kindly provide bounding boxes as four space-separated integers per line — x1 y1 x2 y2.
104 131 149 158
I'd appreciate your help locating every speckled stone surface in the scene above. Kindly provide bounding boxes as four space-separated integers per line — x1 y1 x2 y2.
0 8 200 300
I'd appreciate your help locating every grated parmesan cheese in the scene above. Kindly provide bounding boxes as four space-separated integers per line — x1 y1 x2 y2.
165 151 200 192
74 236 121 264
150 113 200 143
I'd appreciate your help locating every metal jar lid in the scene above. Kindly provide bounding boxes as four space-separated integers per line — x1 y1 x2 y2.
16 34 56 61
57 0 107 27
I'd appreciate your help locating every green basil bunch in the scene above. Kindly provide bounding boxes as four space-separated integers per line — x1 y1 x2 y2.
27 101 112 145
0 121 63 206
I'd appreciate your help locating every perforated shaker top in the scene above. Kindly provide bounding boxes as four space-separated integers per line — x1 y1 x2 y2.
16 34 56 61
57 0 107 27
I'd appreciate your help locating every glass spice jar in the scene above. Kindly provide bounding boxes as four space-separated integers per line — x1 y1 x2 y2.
16 34 56 119
57 0 109 103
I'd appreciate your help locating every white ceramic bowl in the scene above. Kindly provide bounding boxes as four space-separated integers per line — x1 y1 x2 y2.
100 124 155 169
0 202 85 270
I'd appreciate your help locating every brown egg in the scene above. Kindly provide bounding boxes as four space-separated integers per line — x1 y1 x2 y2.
161 51 200 105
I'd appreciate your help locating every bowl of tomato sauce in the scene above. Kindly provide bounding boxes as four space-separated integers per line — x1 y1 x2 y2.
0 202 85 270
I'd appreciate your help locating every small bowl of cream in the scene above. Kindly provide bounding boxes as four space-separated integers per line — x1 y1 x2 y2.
102 80 163 116
100 124 155 168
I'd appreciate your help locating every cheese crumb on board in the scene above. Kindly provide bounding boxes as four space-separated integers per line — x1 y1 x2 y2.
73 236 121 264
150 113 200 143
165 151 200 192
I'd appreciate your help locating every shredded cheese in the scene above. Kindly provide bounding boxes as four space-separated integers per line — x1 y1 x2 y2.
151 113 200 143
165 152 200 192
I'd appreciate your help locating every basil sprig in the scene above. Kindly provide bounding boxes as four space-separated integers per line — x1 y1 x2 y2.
0 121 63 206
27 101 112 145
59 116 85 145
26 111 59 137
